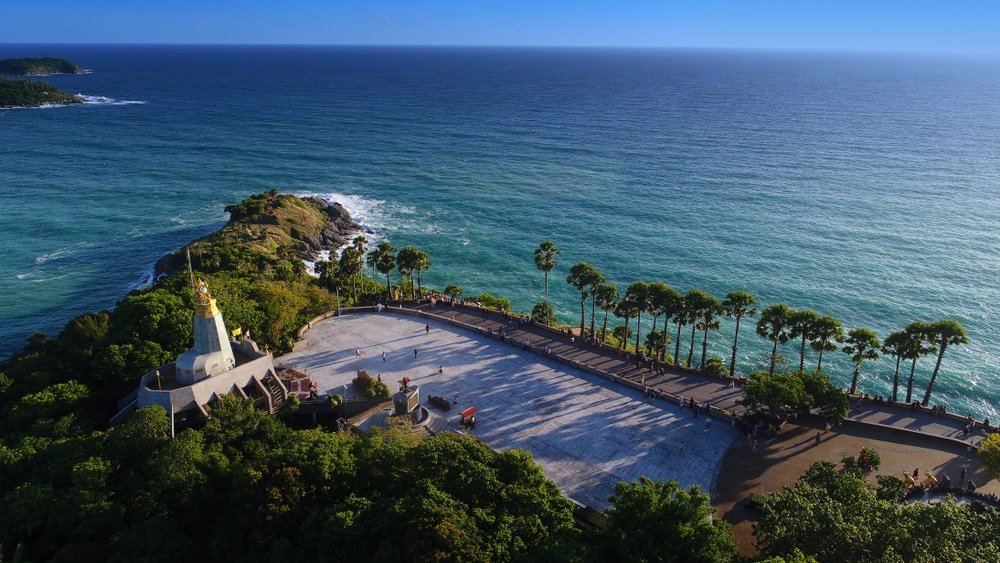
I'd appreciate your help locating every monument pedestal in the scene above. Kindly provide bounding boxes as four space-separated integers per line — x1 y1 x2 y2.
394 385 420 416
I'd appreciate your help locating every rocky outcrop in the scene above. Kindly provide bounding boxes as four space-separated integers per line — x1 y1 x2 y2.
297 197 364 260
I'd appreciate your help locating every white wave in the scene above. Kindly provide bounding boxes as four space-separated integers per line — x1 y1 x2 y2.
77 94 146 106
15 273 34 280
295 190 386 239
128 264 156 291
303 250 332 278
30 273 71 283
35 248 70 264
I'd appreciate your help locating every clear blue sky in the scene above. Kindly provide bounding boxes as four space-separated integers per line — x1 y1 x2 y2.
4 0 999 54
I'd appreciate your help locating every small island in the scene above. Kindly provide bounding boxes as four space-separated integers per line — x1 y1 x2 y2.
0 77 82 108
0 57 84 76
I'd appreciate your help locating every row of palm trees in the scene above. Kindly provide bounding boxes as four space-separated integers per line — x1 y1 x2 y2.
534 240 969 407
315 236 432 303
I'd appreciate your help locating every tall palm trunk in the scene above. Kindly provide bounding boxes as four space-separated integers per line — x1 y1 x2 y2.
601 310 610 343
891 355 901 403
816 342 827 372
798 335 808 372
634 310 643 359
729 315 742 379
687 324 697 367
906 357 918 403
650 314 659 355
921 341 948 406
417 270 423 297
579 296 587 338
590 295 597 338
769 340 779 375
674 320 684 366
544 271 549 302
849 364 861 395
700 325 710 370
620 315 631 350
385 272 391 301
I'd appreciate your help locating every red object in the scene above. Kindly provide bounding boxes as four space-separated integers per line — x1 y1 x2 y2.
401 376 412 385
460 406 477 419
310 379 318 389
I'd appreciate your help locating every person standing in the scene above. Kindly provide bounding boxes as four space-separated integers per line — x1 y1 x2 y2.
414 348 418 359
425 324 430 334
382 351 386 362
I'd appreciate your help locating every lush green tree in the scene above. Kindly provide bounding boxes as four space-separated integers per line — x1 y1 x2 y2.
413 248 431 298
756 303 794 375
800 370 849 425
626 280 651 359
683 289 712 368
372 241 397 301
588 268 607 338
644 282 670 355
600 477 736 563
697 292 724 370
788 309 818 373
593 281 619 342
842 327 880 396
534 240 561 303
809 315 843 372
659 285 684 363
722 289 756 378
741 371 811 416
396 245 421 298
978 432 1000 482
922 319 969 406
881 329 908 403
902 321 934 403
338 246 364 302
444 283 463 300
566 262 601 337
670 292 690 366
613 295 639 351
645 330 671 362
531 301 555 325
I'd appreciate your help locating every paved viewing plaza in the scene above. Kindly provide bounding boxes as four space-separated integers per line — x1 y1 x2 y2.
279 302 999 543
280 311 739 509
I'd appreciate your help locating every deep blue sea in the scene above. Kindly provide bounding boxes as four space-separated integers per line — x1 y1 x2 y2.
1 45 998 417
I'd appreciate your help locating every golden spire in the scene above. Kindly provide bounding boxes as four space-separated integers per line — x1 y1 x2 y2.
194 278 220 317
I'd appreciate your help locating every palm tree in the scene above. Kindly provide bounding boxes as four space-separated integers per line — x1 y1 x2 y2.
588 269 607 338
396 246 420 299
338 246 363 303
810 315 843 372
645 282 670 356
698 293 723 370
365 249 378 279
534 240 561 303
723 289 757 378
626 281 651 361
842 327 880 396
659 286 683 363
921 319 969 406
789 309 819 372
756 303 793 375
444 284 463 300
671 293 689 366
593 282 619 343
903 321 933 403
566 262 600 337
372 241 397 301
414 249 431 298
881 329 908 403
614 294 639 350
684 289 711 367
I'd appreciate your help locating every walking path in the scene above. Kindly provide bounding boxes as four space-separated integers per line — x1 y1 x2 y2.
373 301 989 450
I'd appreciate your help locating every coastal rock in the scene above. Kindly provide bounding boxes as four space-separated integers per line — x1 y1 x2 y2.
299 197 363 260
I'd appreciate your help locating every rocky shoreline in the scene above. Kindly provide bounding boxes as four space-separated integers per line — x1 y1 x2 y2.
153 196 363 279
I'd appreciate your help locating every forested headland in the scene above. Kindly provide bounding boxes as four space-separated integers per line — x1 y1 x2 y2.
0 57 84 76
1 191 994 562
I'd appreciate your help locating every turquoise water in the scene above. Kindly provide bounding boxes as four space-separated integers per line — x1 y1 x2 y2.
1 45 998 417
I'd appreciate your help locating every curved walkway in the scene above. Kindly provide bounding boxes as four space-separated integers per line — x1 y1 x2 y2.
369 301 989 450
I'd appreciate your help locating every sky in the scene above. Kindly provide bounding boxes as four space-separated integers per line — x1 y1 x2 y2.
3 0 999 54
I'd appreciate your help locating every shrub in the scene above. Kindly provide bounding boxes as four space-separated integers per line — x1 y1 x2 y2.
531 301 554 325
858 447 881 471
327 392 342 406
703 356 729 377
478 293 511 311
353 371 374 391
366 381 390 399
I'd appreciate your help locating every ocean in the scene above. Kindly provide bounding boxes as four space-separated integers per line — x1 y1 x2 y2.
1 45 998 417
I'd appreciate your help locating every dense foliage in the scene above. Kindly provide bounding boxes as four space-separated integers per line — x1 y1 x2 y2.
0 77 80 107
754 459 1000 562
0 57 82 76
740 370 848 425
